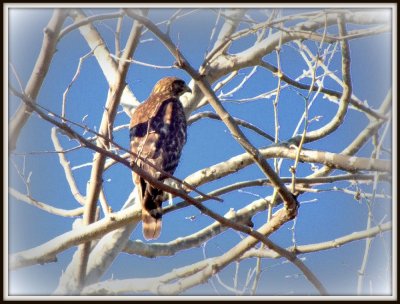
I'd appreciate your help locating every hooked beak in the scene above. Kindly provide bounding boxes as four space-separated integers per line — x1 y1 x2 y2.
184 85 192 94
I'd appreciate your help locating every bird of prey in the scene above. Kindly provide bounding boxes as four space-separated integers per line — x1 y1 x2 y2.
130 77 191 240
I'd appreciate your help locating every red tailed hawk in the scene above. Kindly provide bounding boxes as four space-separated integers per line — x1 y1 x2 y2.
130 77 191 240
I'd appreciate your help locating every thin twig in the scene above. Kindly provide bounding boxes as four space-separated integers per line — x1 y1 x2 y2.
59 11 125 40
9 62 25 93
115 14 123 58
51 127 86 205
188 111 275 142
99 188 112 216
9 188 84 217
109 54 175 69
62 48 96 123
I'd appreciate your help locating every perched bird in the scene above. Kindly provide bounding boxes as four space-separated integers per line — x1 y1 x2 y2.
130 77 191 240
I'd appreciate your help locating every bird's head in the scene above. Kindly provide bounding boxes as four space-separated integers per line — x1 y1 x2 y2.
151 77 192 98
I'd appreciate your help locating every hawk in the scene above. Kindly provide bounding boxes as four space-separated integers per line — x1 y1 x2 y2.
130 77 191 240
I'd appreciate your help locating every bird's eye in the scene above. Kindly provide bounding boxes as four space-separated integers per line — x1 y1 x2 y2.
173 80 183 90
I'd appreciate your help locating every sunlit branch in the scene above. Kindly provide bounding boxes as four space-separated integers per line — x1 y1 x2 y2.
163 208 327 295
201 10 332 69
82 257 213 295
182 144 390 193
115 15 123 57
9 62 25 93
205 9 246 63
357 97 392 294
290 16 352 145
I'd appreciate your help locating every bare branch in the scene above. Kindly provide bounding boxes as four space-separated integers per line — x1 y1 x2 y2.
242 221 392 259
183 144 390 193
55 192 139 293
9 9 69 152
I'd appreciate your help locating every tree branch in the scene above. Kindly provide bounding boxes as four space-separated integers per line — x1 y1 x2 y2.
9 9 69 152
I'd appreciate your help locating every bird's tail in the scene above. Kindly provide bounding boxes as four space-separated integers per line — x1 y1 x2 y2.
141 183 163 240
142 206 162 240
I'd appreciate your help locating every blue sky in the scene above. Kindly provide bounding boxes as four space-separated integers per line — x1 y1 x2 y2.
7 7 393 296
